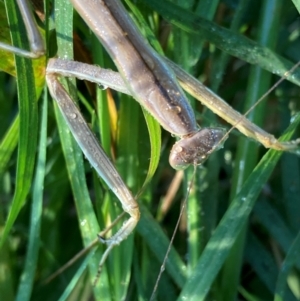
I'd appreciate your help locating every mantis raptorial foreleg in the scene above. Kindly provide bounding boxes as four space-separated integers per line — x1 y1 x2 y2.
46 71 140 281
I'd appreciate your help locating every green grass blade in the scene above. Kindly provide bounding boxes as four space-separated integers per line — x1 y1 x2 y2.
253 200 296 256
275 230 300 301
1 1 299 300
245 233 282 296
15 89 47 301
58 252 94 301
220 0 283 299
0 0 38 249
140 108 161 190
291 0 300 13
0 0 45 178
281 152 300 231
0 116 19 176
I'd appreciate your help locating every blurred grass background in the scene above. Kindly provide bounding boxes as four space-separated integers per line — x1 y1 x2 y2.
0 0 300 300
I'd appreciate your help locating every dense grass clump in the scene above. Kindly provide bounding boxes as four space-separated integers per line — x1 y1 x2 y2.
0 0 300 300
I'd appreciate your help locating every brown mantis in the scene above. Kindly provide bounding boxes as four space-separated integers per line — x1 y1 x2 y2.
1 0 295 300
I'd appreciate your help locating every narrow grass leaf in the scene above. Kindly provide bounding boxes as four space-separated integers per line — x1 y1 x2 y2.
220 1 283 299
140 108 161 190
245 233 280 294
253 200 297 258
275 230 300 301
15 90 48 301
0 0 38 248
58 252 94 301
0 116 19 176
281 152 300 231
291 0 300 13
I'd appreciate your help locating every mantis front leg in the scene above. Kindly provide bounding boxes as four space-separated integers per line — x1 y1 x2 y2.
46 70 140 282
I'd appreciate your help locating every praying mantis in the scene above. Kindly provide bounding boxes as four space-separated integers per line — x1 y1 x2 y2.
0 0 300 300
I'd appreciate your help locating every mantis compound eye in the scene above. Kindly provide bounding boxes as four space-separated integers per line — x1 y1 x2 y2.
169 128 227 170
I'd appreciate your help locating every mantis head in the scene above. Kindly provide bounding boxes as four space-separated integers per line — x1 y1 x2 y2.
169 128 227 170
